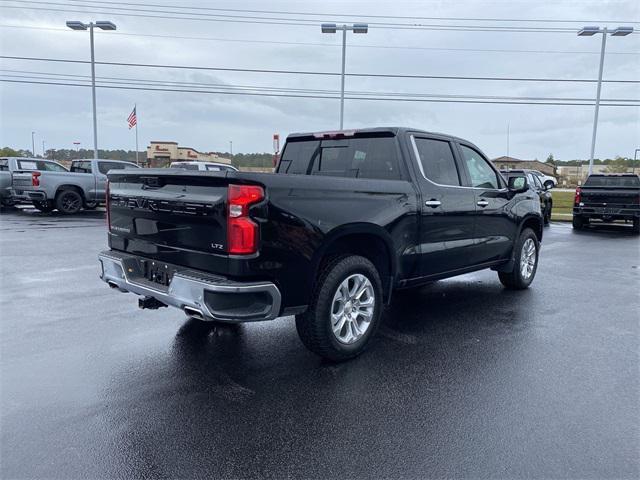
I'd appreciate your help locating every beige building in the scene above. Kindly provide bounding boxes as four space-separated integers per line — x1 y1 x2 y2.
146 141 231 167
491 156 556 176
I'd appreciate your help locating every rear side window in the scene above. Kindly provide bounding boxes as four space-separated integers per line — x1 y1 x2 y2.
0 160 9 171
172 163 199 170
98 162 133 174
71 161 92 173
584 176 640 187
412 137 460 186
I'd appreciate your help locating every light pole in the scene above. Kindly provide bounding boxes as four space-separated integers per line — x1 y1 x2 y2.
66 20 117 160
42 140 46 158
229 141 233 156
634 148 639 175
321 23 368 129
31 131 35 157
577 25 634 175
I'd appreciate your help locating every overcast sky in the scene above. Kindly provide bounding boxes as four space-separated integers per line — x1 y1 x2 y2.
0 0 638 160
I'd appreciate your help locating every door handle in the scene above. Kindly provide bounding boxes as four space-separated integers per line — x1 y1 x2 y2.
477 200 489 207
425 200 441 208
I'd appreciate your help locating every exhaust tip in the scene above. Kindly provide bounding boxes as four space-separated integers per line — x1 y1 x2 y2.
184 306 205 321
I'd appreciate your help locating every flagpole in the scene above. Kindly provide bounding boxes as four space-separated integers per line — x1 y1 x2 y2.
134 104 139 166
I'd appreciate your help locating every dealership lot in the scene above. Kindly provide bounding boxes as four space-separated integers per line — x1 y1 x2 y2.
1 208 638 478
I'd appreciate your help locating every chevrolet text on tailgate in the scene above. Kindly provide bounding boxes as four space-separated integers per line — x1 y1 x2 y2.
99 127 543 361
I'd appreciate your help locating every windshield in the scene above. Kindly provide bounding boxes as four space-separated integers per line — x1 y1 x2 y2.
584 176 640 187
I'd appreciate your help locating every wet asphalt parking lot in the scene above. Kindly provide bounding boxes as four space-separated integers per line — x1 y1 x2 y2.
1 207 639 479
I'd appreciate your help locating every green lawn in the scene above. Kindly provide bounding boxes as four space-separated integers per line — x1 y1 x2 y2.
551 190 575 221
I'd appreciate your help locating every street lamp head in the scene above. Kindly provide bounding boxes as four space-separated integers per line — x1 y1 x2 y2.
611 26 634 36
66 20 88 30
321 23 337 33
95 21 117 30
352 23 368 34
578 26 601 36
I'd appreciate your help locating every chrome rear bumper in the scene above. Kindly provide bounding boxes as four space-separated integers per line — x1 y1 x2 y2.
99 250 281 322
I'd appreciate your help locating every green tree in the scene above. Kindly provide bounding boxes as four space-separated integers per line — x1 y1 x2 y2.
545 153 555 165
0 147 23 157
605 156 630 173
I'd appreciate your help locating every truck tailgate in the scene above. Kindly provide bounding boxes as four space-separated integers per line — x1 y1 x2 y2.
107 170 265 269
581 188 640 207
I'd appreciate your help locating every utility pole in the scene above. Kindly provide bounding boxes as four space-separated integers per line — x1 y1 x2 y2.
31 131 35 157
66 20 117 160
230 141 233 156
577 25 634 175
321 23 368 129
42 140 46 158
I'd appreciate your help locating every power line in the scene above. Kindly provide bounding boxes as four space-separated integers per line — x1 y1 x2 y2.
62 0 640 26
3 77 638 106
2 24 638 56
1 1 610 33
3 69 638 102
2 55 639 84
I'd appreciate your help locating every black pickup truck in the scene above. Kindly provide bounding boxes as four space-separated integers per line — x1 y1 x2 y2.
99 127 543 360
573 174 640 233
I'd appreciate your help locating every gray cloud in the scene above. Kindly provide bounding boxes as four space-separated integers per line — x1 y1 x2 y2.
1 0 638 159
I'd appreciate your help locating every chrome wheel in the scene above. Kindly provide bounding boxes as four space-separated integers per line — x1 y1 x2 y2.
330 273 375 344
520 238 536 279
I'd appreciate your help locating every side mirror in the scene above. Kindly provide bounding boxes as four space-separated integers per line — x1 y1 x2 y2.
508 175 528 193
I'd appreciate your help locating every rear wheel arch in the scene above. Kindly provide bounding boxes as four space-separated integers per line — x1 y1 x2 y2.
311 225 397 302
519 215 543 243
55 184 86 200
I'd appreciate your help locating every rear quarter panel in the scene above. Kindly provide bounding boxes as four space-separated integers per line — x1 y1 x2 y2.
240 172 419 308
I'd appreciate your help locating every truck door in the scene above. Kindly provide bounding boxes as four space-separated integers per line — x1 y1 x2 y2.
456 143 516 265
410 134 477 277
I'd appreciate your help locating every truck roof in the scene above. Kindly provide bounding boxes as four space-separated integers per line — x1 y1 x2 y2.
287 127 470 144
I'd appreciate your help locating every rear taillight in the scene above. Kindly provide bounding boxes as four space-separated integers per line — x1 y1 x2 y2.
227 184 264 255
106 180 111 231
574 187 581 206
31 171 41 187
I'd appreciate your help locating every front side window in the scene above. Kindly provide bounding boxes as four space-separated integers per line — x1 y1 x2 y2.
413 137 460 186
460 145 500 189
0 160 8 171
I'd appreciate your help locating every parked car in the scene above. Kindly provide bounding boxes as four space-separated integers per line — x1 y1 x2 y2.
170 161 238 172
99 127 543 361
573 173 640 233
0 157 69 208
501 168 553 224
534 171 557 189
11 158 139 214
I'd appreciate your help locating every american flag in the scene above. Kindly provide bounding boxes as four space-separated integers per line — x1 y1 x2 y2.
127 106 137 129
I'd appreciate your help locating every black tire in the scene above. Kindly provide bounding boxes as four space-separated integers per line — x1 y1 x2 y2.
544 202 551 225
572 215 585 230
544 180 554 190
55 189 83 215
498 227 539 290
33 200 55 213
295 255 383 362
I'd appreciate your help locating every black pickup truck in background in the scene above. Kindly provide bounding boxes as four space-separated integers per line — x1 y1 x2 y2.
99 127 543 361
573 174 640 233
